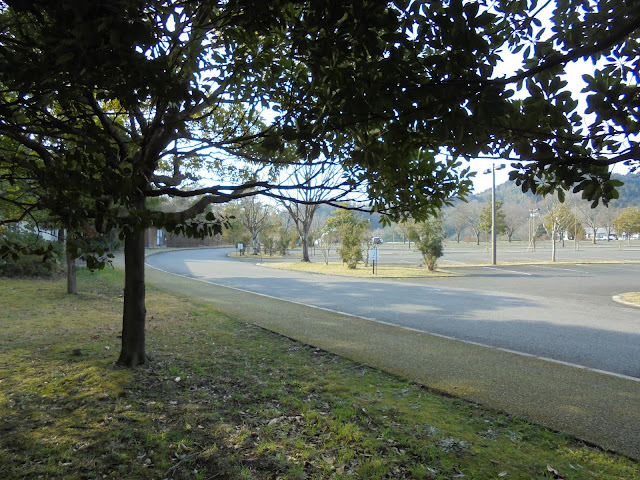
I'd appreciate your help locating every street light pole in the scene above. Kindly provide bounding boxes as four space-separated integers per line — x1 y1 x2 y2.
483 164 505 265
491 166 497 264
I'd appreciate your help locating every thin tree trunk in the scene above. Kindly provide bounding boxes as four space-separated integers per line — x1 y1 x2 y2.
60 229 77 295
117 226 148 367
300 223 311 262
66 241 77 295
551 232 556 262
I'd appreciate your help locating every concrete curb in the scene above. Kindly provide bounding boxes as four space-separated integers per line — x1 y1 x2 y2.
612 294 640 308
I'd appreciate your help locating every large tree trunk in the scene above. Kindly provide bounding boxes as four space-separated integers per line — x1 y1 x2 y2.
297 216 313 262
301 236 310 262
252 232 260 255
117 226 148 367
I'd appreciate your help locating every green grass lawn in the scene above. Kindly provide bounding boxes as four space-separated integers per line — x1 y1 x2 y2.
0 269 638 479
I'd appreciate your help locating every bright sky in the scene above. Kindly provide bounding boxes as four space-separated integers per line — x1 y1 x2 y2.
466 5 634 195
469 159 513 194
468 60 633 195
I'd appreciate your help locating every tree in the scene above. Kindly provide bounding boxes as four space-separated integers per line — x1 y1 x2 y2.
612 207 640 245
324 208 368 269
503 203 527 242
3 1 640 366
279 162 346 262
576 202 606 244
600 205 622 241
444 204 468 243
236 197 272 255
543 202 575 262
478 201 507 243
220 204 251 251
456 201 484 245
407 217 446 271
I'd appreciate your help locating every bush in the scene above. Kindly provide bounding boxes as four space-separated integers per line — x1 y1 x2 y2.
408 218 445 272
337 227 363 269
0 231 64 277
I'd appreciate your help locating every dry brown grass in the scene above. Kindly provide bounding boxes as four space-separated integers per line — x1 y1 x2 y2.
260 261 457 278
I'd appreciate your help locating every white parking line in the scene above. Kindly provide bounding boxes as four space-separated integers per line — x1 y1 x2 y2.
531 265 583 273
483 266 532 276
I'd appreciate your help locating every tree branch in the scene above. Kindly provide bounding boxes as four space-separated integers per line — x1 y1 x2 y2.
495 6 640 86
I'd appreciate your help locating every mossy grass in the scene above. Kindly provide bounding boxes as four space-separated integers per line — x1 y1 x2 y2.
1 269 638 479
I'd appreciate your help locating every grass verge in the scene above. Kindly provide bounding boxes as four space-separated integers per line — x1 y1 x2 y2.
260 261 456 278
1 269 638 479
619 292 640 306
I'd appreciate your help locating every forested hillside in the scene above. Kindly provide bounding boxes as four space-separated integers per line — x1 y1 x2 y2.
473 174 640 208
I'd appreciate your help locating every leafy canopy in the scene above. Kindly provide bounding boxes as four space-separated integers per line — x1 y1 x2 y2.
2 0 639 240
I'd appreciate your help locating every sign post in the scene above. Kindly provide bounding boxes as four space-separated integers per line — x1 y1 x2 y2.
368 248 379 275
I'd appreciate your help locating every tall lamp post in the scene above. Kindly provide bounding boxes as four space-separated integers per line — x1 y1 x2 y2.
483 163 505 265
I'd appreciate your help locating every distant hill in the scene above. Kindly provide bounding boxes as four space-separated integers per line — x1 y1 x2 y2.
471 173 640 208
614 173 640 207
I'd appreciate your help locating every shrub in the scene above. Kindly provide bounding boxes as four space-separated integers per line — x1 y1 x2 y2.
0 230 64 277
408 218 445 272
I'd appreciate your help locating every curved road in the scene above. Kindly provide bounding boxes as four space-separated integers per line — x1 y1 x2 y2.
146 248 640 379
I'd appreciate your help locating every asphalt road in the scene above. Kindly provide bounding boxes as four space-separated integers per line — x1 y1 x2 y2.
146 247 640 379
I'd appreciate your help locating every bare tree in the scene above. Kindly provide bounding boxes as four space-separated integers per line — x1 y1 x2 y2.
503 203 528 242
445 205 468 243
543 200 575 262
457 201 483 245
279 162 347 262
601 205 622 241
239 197 273 255
578 202 607 244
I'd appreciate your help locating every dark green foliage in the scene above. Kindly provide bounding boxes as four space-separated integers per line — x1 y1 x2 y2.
478 201 507 237
0 231 63 277
324 208 368 269
407 218 446 271
276 228 297 256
